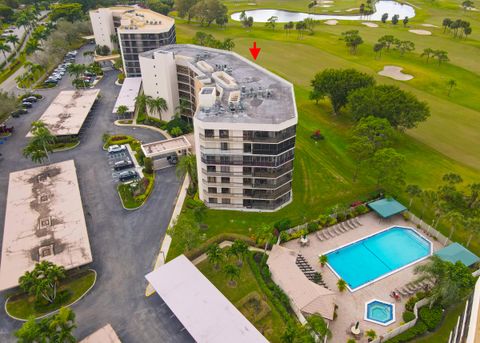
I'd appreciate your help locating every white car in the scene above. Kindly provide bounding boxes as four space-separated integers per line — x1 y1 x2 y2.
108 145 126 154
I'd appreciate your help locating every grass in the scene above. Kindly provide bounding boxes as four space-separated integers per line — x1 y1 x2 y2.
5 269 95 320
167 0 480 257
117 172 155 209
413 301 467 342
197 254 289 342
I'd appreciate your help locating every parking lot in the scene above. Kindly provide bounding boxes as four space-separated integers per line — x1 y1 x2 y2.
107 147 141 183
0 44 190 342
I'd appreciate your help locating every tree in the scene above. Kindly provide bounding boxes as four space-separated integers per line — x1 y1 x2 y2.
348 139 374 182
392 14 399 25
348 85 430 130
444 211 463 240
19 261 66 304
442 18 452 32
464 26 472 39
447 79 457 96
406 184 422 207
265 15 278 30
319 254 328 267
394 40 415 55
146 96 168 120
464 217 480 247
135 93 150 113
306 315 332 340
116 105 129 119
378 35 396 51
381 13 388 23
66 63 87 88
255 223 274 253
206 243 224 270
368 148 406 192
373 42 385 59
0 41 11 60
167 213 202 252
414 255 476 308
16 307 76 343
176 0 198 22
421 48 435 63
295 21 307 39
176 154 197 189
190 0 227 26
310 68 375 115
351 116 395 151
50 3 83 22
433 50 449 65
229 240 249 266
462 0 474 11
147 0 172 15
25 38 42 55
342 30 363 54
337 278 347 292
403 16 409 27
222 38 235 51
23 121 56 164
223 264 240 287
6 34 19 50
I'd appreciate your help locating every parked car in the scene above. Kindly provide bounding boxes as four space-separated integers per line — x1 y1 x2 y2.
108 145 126 154
24 96 38 103
119 170 138 182
22 101 33 108
167 155 178 165
0 124 14 133
114 160 134 171
11 109 28 117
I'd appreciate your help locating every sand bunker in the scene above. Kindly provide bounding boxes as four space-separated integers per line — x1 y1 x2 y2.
346 7 357 12
319 4 332 7
324 20 338 25
421 24 438 28
378 66 413 81
362 22 379 28
409 29 432 35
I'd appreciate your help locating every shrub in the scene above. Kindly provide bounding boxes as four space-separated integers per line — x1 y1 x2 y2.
117 73 125 84
166 117 192 134
144 157 153 174
274 219 292 231
386 321 427 343
279 231 289 242
307 222 318 233
402 310 415 323
402 212 410 221
419 306 443 331
326 216 337 226
405 296 417 312
317 214 329 227
355 204 369 214
137 111 146 123
184 234 258 261
170 126 183 137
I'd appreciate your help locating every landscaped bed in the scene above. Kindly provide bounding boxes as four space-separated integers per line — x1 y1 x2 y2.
5 269 96 320
117 171 155 209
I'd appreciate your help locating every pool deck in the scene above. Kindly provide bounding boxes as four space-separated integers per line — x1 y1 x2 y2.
282 212 444 342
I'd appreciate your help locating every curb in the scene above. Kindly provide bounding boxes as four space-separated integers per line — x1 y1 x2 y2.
52 141 80 152
113 121 172 139
4 269 97 322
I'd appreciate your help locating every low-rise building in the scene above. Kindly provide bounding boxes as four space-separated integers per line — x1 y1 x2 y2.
89 6 176 77
0 160 93 291
139 45 298 211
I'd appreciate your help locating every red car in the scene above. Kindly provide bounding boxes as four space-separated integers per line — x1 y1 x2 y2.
0 124 14 134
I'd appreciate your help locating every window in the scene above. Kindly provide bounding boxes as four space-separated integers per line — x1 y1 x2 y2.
209 198 218 203
205 129 214 138
220 156 230 164
221 177 230 184
243 167 252 175
219 130 229 138
222 198 231 204
207 176 216 183
221 142 228 150
244 143 252 153
243 178 252 185
221 188 230 194
220 166 230 173
208 187 217 194
207 165 216 172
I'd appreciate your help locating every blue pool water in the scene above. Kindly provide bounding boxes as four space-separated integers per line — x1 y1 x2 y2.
326 227 431 290
366 300 395 325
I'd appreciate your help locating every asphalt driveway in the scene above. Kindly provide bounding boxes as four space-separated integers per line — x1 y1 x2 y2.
0 45 192 342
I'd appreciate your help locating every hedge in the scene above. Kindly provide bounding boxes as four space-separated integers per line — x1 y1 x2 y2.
402 310 415 323
419 306 443 331
386 321 428 343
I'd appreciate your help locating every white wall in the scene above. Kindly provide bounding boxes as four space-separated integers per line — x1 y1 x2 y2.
89 8 115 51
139 51 179 121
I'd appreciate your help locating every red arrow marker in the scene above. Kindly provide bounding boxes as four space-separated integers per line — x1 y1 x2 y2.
249 41 261 60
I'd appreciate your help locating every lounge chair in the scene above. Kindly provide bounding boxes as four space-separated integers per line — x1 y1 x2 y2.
347 219 357 228
316 231 324 241
345 221 355 230
334 227 343 235
328 228 337 237
323 230 333 239
403 287 415 295
338 224 348 233
353 217 361 226
319 231 329 240
339 222 349 231
396 288 408 297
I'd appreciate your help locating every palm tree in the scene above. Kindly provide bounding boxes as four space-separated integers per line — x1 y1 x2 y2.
23 121 56 164
25 39 42 55
67 63 87 88
223 264 240 287
146 97 168 120
135 93 150 113
0 42 12 60
445 211 463 240
116 105 129 119
6 34 19 51
319 254 328 267
306 315 332 340
229 240 249 266
447 79 457 96
255 223 274 253
464 217 480 247
337 278 347 292
421 48 434 63
49 307 77 343
176 154 197 189
406 184 422 207
175 98 190 118
206 243 224 270
19 261 66 303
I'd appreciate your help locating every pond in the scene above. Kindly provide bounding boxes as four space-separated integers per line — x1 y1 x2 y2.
231 1 415 23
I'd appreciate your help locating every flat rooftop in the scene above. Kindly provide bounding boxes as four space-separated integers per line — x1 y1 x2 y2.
28 89 100 137
141 44 297 125
141 136 191 158
0 160 93 291
80 324 121 343
116 7 175 32
113 77 142 114
146 255 268 343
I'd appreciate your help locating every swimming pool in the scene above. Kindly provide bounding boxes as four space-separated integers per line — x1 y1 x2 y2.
325 226 431 291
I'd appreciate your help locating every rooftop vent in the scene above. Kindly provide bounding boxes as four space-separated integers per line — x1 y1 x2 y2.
38 217 52 230
38 193 49 203
39 244 54 259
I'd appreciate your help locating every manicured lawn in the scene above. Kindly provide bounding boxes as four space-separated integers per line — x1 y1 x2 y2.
6 269 96 320
413 301 467 343
197 255 289 342
168 0 480 257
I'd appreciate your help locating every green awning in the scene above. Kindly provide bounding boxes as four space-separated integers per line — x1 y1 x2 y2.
435 242 480 267
367 198 407 218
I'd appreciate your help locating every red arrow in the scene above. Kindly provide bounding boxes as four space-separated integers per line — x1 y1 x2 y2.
249 41 261 60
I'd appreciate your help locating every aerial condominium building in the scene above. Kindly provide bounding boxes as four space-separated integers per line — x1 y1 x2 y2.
89 6 176 77
139 45 298 211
